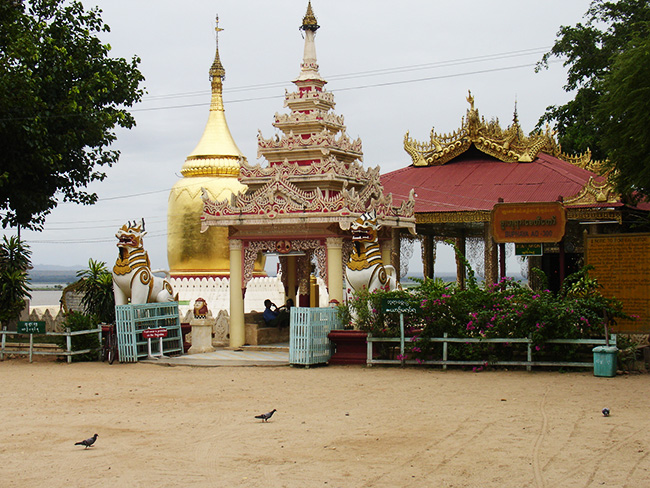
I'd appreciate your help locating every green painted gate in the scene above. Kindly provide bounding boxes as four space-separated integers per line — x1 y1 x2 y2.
115 302 183 362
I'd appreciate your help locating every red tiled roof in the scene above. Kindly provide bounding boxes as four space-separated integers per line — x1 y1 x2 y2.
381 149 613 213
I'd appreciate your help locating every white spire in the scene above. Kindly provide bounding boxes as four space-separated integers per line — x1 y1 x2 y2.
296 2 325 83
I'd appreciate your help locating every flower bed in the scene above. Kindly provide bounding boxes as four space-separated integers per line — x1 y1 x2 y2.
341 265 628 369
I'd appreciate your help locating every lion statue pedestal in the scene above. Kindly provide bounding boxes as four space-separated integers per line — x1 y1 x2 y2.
188 298 216 354
188 319 216 354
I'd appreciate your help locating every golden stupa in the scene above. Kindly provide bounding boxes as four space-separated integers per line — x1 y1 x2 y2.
167 17 263 278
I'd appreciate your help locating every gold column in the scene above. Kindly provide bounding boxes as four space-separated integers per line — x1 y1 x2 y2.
380 239 392 269
423 235 434 279
326 237 344 304
287 255 297 304
309 275 319 307
455 234 466 290
484 223 499 285
391 228 401 279
229 239 245 348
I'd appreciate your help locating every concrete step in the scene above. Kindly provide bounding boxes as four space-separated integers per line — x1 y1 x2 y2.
237 343 289 353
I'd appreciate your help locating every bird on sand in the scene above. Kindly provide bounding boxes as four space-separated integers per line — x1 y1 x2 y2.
602 408 610 417
255 409 277 422
75 433 98 449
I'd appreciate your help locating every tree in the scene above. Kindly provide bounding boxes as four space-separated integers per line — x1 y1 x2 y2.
596 29 650 196
0 235 32 329
75 259 115 324
537 0 650 160
0 0 144 230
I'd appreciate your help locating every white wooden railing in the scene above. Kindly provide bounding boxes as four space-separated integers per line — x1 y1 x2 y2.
367 332 617 371
0 327 102 363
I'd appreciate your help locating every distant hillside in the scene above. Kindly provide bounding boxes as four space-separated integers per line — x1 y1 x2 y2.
28 266 82 284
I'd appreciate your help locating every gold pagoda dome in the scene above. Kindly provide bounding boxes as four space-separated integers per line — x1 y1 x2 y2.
168 17 262 278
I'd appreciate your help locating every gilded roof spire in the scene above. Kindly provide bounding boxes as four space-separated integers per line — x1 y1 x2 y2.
181 15 245 177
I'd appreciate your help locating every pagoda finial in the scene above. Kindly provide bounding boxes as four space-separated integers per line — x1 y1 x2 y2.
300 1 320 32
466 90 475 111
512 97 520 127
210 15 226 81
295 2 324 83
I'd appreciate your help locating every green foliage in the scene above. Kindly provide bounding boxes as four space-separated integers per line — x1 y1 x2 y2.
346 286 419 337
537 0 650 163
596 27 650 196
446 239 477 290
0 0 145 229
56 311 100 362
343 266 629 367
0 235 31 328
75 259 115 324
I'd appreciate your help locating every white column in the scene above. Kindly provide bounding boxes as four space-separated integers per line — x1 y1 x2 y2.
229 239 245 348
326 237 344 304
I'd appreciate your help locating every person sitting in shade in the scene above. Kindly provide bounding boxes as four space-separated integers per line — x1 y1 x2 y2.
263 298 292 328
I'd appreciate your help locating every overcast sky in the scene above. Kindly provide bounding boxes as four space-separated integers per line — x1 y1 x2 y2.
7 0 594 274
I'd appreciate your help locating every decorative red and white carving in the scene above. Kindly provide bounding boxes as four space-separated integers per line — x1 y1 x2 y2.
243 239 327 288
257 129 362 157
201 173 415 224
240 156 373 181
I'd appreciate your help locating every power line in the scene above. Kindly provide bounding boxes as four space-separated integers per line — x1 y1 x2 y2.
0 53 561 121
141 46 551 101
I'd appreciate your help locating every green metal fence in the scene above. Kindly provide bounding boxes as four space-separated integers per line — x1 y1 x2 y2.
115 302 183 362
289 307 343 366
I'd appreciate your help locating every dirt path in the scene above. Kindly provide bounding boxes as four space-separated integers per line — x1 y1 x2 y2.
1 360 648 487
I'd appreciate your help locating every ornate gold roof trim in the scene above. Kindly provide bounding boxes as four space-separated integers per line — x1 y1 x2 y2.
563 177 620 205
416 210 491 224
559 147 610 176
415 209 623 225
405 91 558 166
566 209 622 224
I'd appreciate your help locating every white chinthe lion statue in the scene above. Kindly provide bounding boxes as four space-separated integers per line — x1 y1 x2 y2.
112 219 176 305
345 210 398 296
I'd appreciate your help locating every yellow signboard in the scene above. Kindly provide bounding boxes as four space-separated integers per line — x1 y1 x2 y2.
491 202 566 244
585 233 650 333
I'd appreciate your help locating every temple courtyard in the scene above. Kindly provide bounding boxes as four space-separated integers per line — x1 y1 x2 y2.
1 359 648 487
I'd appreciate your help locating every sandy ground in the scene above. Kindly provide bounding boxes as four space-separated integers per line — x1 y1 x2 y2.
1 359 648 488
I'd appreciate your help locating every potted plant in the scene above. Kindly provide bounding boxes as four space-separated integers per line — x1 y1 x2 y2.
329 287 416 364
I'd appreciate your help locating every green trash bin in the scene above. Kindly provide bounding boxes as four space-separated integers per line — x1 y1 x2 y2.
593 346 618 377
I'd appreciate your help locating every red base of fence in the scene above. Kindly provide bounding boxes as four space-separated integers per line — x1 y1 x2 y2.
328 330 368 365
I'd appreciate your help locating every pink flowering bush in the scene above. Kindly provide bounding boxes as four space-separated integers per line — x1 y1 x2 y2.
342 259 629 365
407 265 629 365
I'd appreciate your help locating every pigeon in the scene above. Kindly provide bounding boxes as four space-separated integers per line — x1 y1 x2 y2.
255 409 277 422
75 433 98 449
602 408 610 417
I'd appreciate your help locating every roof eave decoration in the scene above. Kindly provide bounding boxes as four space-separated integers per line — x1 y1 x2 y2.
239 156 372 181
564 176 620 206
404 91 560 166
199 171 415 231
